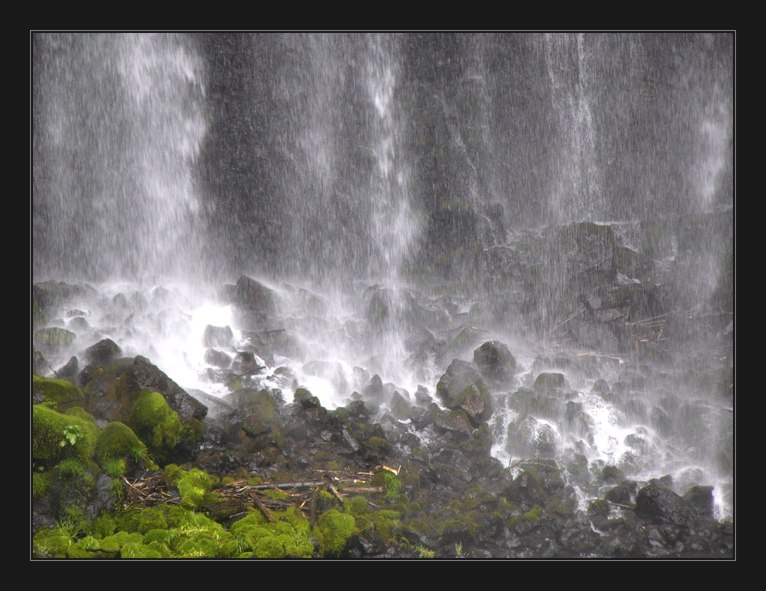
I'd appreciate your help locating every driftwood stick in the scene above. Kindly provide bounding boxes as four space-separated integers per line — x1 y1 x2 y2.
339 486 384 494
606 500 634 510
328 484 345 503
251 493 276 523
309 488 319 528
247 481 325 490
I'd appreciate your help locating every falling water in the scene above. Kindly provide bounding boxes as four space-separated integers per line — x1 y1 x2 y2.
33 33 207 282
33 33 733 526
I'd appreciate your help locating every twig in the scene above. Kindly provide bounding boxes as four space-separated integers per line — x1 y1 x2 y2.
606 500 634 510
247 481 325 490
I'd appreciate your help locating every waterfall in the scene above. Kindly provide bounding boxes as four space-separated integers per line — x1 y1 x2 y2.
33 33 207 282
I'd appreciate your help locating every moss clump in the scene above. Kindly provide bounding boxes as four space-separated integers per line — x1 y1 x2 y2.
33 404 98 464
99 531 144 553
316 509 358 557
33 376 85 410
129 391 184 464
230 508 313 558
33 468 51 498
523 505 543 521
95 422 152 476
88 514 116 538
177 468 216 509
383 473 403 502
120 542 163 558
33 523 78 557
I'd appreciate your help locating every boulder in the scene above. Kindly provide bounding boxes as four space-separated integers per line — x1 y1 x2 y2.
634 482 697 527
34 327 76 353
233 275 278 315
433 408 473 436
682 485 714 518
389 391 412 421
473 340 516 385
204 348 232 368
436 359 490 414
231 352 263 375
533 372 571 396
84 338 122 365
56 356 79 381
203 325 234 348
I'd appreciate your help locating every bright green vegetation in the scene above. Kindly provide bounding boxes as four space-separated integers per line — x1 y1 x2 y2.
94 422 153 477
33 404 98 464
33 376 85 410
130 391 184 464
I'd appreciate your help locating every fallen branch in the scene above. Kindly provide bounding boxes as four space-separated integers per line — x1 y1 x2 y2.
247 481 326 490
606 500 634 510
328 484 345 503
251 493 276 523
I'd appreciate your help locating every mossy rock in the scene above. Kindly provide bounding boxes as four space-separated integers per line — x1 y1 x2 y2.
33 404 98 464
316 509 358 557
94 422 152 476
33 376 85 410
34 327 76 352
436 359 489 411
129 391 201 465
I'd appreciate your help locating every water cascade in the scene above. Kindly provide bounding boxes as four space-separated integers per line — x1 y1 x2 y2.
32 32 734 558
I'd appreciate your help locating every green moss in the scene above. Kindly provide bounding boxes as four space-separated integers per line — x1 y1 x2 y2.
121 542 163 558
262 487 289 501
33 376 85 410
33 469 51 498
316 509 358 557
99 531 144 553
230 508 313 558
33 523 77 557
95 422 152 475
33 404 98 464
56 458 91 482
117 507 169 534
129 391 184 464
383 473 403 501
89 514 116 538
523 505 543 521
177 468 216 509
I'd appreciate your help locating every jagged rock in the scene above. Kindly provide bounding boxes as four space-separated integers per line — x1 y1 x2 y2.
233 275 278 315
473 340 516 385
231 351 263 375
34 327 76 353
204 348 232 368
635 482 697 527
683 485 714 518
84 338 122 365
203 325 234 348
433 408 473 435
506 416 557 458
533 372 570 396
436 360 491 419
389 391 412 421
56 356 79 380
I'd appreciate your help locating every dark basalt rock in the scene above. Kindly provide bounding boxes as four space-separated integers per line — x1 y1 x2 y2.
203 325 234 348
84 338 122 365
473 340 516 385
635 482 697 528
